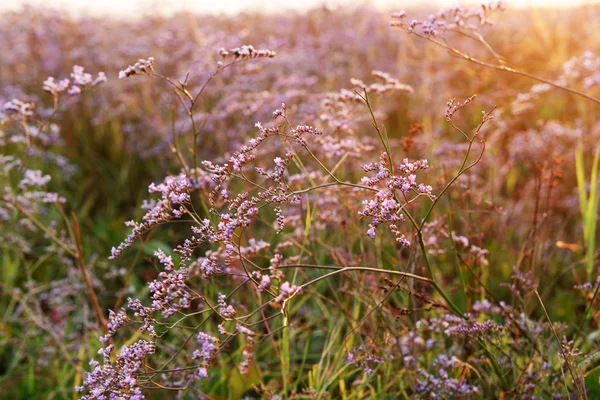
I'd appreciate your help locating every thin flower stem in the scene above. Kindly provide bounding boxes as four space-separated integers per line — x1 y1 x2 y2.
72 212 108 333
412 32 600 106
6 198 77 258
292 181 378 195
573 280 600 343
11 291 78 369
357 89 395 172
419 115 489 232
113 235 149 312
278 265 432 285
534 290 586 399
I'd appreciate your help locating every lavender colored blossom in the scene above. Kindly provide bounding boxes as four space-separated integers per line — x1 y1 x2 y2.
79 340 155 400
119 57 155 79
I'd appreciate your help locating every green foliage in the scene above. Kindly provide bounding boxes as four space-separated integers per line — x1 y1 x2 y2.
576 142 600 279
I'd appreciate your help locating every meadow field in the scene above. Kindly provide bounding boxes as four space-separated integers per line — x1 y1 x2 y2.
1 2 600 398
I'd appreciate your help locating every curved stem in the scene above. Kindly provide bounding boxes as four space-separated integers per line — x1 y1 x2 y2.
414 32 600 106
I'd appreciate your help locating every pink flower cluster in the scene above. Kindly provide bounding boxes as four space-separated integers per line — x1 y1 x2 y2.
359 153 433 246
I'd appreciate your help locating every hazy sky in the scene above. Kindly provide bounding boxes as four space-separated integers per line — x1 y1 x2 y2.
1 0 598 16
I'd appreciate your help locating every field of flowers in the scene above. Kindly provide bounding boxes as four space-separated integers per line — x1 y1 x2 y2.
1 2 600 398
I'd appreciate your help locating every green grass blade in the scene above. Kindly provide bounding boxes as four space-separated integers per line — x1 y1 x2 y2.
584 145 600 277
575 143 588 229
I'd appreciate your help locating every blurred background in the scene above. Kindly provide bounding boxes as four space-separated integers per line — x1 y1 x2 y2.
1 0 598 16
2 0 600 398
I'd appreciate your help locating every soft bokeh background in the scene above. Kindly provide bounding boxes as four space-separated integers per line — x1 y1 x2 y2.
1 0 598 16
2 0 600 398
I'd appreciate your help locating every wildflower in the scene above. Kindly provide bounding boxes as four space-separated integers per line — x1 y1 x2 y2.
110 173 192 260
391 3 504 36
234 324 256 375
271 281 303 308
79 340 155 400
70 65 93 85
274 207 285 233
4 99 34 117
217 293 236 318
147 249 192 318
42 77 70 95
119 57 155 79
273 103 286 119
225 45 276 60
192 332 220 379
19 169 51 188
359 153 432 244
43 66 106 98
100 308 130 343
445 95 477 122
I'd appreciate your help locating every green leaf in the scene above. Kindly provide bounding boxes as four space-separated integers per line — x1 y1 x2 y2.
575 143 588 224
585 366 600 398
304 194 312 238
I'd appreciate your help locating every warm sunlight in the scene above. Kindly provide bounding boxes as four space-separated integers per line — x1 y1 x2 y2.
2 0 598 16
2 0 600 398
